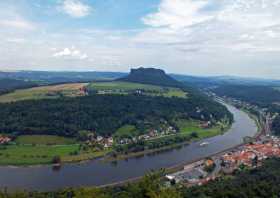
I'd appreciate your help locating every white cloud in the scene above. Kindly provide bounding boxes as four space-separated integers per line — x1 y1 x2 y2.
61 0 91 18
138 0 280 51
143 0 212 30
53 47 88 60
0 18 35 30
217 0 280 29
6 38 26 43
130 0 280 78
1 0 280 79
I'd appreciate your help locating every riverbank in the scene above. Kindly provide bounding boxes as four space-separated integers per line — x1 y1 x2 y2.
102 107 263 188
102 123 230 163
0 118 230 166
0 101 258 191
0 124 226 166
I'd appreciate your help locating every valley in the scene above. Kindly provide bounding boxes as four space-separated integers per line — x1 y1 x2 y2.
0 68 232 166
0 100 257 190
1 1 279 196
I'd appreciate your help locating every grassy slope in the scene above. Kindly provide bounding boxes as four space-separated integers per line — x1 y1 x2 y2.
0 144 79 165
87 81 187 98
0 81 186 103
0 135 109 165
15 135 76 145
87 81 163 91
0 83 88 103
0 144 111 166
176 119 224 139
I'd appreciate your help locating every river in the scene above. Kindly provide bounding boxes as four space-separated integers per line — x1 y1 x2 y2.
0 102 257 191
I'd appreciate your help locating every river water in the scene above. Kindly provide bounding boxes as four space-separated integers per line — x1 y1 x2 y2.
0 103 257 191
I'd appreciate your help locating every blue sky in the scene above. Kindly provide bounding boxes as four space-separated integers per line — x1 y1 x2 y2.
0 0 280 79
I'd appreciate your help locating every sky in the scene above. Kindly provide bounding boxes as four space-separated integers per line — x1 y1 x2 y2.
0 0 280 79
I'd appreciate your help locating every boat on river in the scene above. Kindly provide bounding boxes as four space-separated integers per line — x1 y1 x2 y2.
199 142 210 147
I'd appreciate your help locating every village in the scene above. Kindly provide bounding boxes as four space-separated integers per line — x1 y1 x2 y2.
164 94 280 187
165 100 280 188
85 125 178 149
165 135 280 186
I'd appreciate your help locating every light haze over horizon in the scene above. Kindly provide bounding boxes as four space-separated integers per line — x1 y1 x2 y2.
0 0 280 79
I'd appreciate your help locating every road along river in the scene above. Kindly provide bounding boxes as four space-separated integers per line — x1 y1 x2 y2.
0 102 258 191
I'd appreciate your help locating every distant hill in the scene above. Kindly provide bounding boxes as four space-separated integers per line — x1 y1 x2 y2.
118 67 183 87
213 85 280 106
0 71 127 84
171 74 280 88
2 70 279 88
0 79 37 95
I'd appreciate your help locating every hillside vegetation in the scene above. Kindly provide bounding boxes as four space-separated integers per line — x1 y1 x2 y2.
0 78 37 95
0 94 232 137
213 85 280 106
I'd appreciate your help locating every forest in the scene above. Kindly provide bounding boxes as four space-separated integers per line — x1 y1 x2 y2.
0 93 232 137
0 79 37 95
213 85 280 107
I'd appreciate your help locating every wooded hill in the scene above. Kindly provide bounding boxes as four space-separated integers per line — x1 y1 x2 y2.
213 85 280 107
0 94 232 137
0 68 233 138
0 78 37 95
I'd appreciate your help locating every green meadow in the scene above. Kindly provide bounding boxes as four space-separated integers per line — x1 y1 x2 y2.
88 81 187 98
15 135 76 145
0 144 79 165
176 119 228 139
0 83 88 103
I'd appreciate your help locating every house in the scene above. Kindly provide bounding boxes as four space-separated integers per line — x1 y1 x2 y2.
0 136 11 144
104 137 114 147
108 137 114 144
205 159 214 167
97 136 104 142
200 121 211 128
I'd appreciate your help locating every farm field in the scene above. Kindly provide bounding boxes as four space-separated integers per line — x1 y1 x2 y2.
15 135 76 145
0 83 88 103
87 81 163 91
176 119 226 139
87 81 187 98
0 144 111 166
0 144 79 165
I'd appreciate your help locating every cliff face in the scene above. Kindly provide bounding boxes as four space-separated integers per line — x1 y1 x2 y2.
118 67 182 87
130 68 165 76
